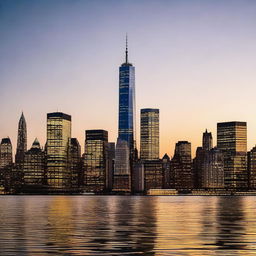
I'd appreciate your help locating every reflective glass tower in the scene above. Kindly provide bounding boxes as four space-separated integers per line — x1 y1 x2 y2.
118 37 135 150
114 37 136 192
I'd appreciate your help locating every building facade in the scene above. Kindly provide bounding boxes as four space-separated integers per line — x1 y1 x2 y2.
171 141 193 190
83 130 108 192
114 38 136 192
140 108 159 160
70 138 81 191
202 147 224 189
23 138 46 191
0 138 13 170
15 112 27 164
46 112 71 192
217 121 247 189
248 146 256 189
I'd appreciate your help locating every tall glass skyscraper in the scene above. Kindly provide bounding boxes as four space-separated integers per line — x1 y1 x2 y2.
118 37 135 150
114 37 136 192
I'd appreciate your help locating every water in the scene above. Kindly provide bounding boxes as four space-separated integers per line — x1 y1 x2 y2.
0 196 255 255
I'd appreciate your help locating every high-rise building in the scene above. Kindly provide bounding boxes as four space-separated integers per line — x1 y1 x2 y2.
217 121 247 189
114 37 136 192
171 141 193 190
23 138 46 191
15 112 27 164
143 159 163 191
83 130 108 192
202 129 213 151
247 146 256 189
106 142 115 191
113 138 130 192
140 108 159 160
46 112 71 192
0 138 13 170
70 138 81 191
202 147 224 189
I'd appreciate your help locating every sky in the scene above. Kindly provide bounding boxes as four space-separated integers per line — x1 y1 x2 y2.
1 0 256 157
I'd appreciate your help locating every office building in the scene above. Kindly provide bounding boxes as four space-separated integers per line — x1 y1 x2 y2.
217 121 247 189
171 141 193 189
46 112 71 192
23 138 46 190
83 130 108 192
140 108 159 160
114 37 136 192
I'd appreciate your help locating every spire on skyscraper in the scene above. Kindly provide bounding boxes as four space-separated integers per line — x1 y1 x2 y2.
125 34 128 64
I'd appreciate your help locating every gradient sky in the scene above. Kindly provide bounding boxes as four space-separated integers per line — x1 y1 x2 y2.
1 0 256 157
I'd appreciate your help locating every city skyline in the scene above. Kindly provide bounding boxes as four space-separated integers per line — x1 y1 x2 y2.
2 0 256 157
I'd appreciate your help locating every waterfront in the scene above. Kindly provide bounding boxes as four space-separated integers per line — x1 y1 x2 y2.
0 196 255 255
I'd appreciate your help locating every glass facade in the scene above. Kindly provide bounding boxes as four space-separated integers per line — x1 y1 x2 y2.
217 122 247 189
118 63 135 150
46 112 71 191
140 108 159 160
15 113 27 164
83 130 108 192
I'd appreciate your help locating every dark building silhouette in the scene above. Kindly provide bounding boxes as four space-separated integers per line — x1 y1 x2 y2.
70 138 81 191
217 122 247 189
46 112 72 192
202 147 224 189
143 159 163 191
247 146 256 189
162 153 172 188
202 129 213 151
23 138 46 191
140 108 159 160
114 37 136 192
15 112 27 164
171 141 193 190
83 130 108 192
107 142 115 191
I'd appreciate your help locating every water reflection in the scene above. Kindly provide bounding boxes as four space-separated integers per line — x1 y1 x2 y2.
0 196 255 255
215 197 246 252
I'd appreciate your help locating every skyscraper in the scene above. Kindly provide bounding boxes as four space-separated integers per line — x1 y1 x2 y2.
217 121 247 189
83 130 108 192
140 108 159 160
118 36 135 150
171 141 193 190
114 37 136 192
0 138 13 170
46 112 71 192
23 138 46 191
15 112 27 164
70 138 81 191
247 146 256 189
202 129 213 151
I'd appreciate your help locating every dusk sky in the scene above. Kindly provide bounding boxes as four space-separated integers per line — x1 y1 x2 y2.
1 0 256 157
